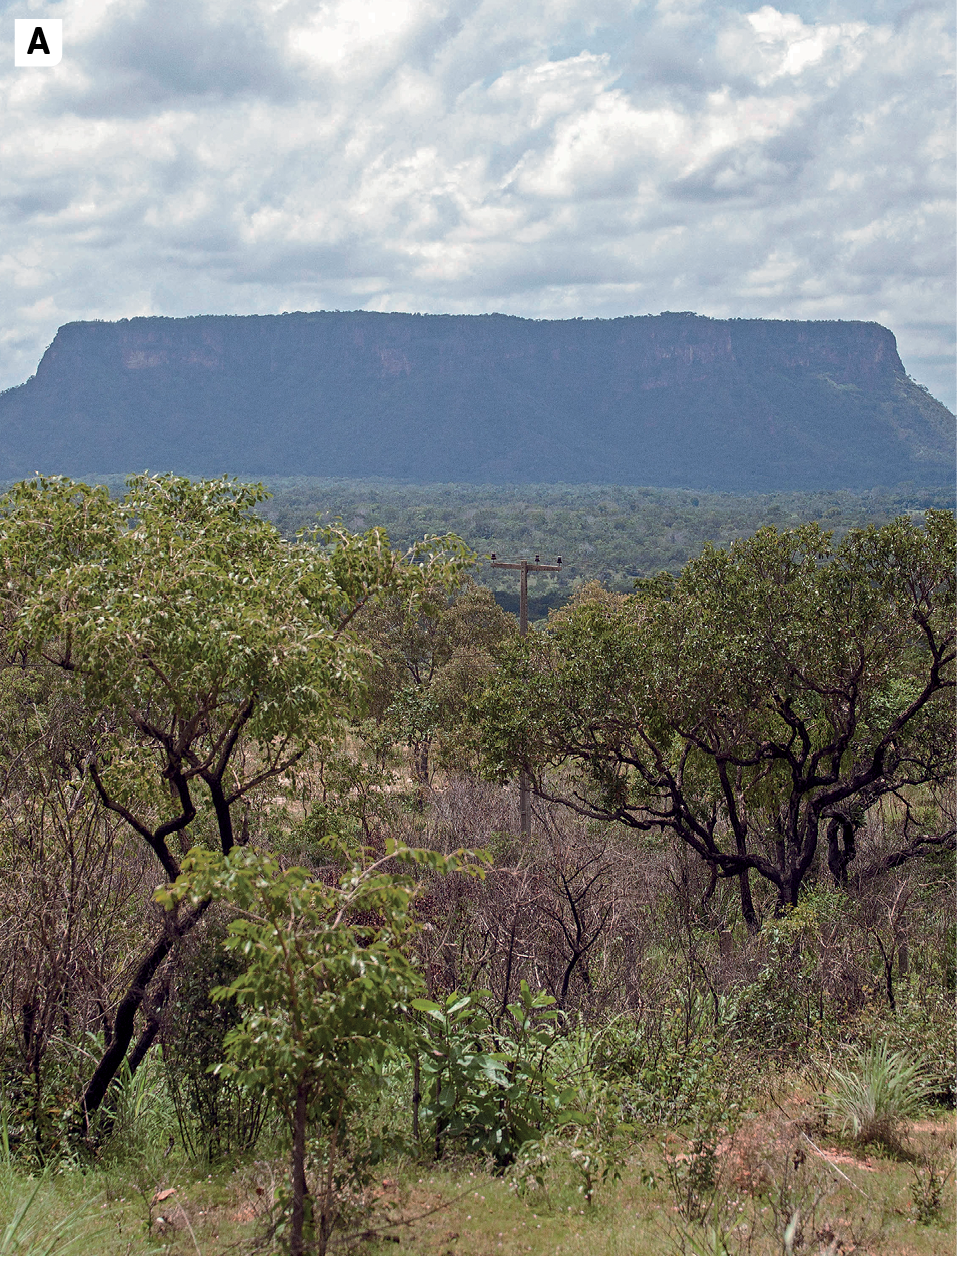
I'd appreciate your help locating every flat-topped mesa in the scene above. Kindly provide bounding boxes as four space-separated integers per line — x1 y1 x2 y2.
34 311 905 386
1 311 952 490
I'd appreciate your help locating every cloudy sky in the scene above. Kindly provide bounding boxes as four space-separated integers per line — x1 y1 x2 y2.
2 0 954 407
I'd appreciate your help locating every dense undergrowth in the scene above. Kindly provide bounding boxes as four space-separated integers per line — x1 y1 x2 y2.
1 778 954 1254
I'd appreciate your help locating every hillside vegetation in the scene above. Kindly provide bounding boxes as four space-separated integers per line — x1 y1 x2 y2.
0 474 953 1256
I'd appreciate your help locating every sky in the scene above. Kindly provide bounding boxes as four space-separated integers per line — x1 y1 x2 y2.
2 0 954 409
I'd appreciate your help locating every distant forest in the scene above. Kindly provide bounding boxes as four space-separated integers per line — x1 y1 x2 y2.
256 479 956 619
37 476 953 621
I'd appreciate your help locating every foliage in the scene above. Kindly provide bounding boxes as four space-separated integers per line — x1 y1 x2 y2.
261 479 957 615
825 1040 930 1148
908 1143 955 1225
159 920 268 1161
879 994 957 1108
478 513 956 920
661 1124 727 1227
411 982 573 1166
0 662 153 1160
527 997 748 1155
0 472 472 1122
725 884 854 1053
910 1165 946 1225
0 473 471 868
541 1027 635 1207
0 474 471 846
160 839 483 1253
96 1047 180 1171
362 579 517 785
0 471 953 1256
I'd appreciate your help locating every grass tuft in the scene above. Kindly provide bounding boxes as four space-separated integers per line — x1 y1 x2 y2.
825 1040 930 1149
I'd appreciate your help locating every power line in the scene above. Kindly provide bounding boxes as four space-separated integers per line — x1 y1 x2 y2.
489 553 562 835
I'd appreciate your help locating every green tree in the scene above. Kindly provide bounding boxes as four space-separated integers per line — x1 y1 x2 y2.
0 474 469 1123
478 515 955 925
161 840 479 1254
362 579 516 786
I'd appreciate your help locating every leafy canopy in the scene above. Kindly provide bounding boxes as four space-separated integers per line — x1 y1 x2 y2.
159 839 482 1119
0 474 472 871
478 513 956 914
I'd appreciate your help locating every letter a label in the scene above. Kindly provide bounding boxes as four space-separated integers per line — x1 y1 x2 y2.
14 18 63 66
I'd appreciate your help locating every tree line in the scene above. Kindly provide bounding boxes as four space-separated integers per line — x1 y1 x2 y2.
255 477 954 617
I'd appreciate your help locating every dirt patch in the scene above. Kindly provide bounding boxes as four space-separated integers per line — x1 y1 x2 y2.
813 1147 876 1171
722 1116 806 1192
911 1118 956 1139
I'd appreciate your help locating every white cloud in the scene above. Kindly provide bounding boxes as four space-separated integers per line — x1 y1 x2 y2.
730 5 870 85
0 0 953 408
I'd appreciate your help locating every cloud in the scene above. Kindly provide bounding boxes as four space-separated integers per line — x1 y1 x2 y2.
0 0 953 408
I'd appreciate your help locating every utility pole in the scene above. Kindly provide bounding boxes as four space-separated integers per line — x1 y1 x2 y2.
490 552 562 836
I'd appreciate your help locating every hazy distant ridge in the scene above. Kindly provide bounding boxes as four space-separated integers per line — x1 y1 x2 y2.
0 311 952 490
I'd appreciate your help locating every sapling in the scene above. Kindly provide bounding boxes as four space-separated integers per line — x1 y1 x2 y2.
160 838 483 1254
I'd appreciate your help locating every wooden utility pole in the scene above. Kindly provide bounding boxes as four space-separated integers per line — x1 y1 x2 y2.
490 552 562 836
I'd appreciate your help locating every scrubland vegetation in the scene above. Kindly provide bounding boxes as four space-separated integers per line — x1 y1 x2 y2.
0 475 953 1255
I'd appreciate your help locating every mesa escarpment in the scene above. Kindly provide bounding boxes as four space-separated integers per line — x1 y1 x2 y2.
1 311 952 489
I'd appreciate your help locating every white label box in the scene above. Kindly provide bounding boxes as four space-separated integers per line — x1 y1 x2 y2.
14 18 63 67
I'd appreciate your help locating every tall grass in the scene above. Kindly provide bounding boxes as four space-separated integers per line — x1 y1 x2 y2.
0 1163 102 1256
826 1040 930 1147
0 1096 104 1255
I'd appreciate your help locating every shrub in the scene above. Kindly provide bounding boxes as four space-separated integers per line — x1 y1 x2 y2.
412 982 571 1166
160 921 269 1162
880 995 956 1108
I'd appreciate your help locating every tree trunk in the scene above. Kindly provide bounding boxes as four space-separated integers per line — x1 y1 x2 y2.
776 866 803 914
738 868 759 931
414 741 430 808
827 816 856 886
316 1101 344 1256
434 1072 445 1160
411 1055 421 1145
126 970 173 1077
78 900 209 1130
415 742 429 786
289 1076 310 1256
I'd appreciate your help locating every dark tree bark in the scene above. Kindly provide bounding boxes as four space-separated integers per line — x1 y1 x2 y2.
827 815 857 886
411 1055 421 1144
126 970 173 1077
289 1076 311 1256
77 748 271 1118
78 899 209 1130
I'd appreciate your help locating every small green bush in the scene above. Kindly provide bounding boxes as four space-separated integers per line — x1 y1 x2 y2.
595 999 744 1131
412 983 572 1165
160 921 269 1162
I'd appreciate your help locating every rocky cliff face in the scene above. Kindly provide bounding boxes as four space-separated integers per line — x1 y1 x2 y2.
0 311 952 490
